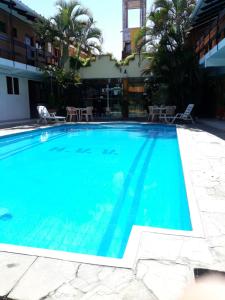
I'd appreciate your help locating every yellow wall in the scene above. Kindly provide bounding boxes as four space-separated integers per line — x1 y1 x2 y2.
130 28 140 52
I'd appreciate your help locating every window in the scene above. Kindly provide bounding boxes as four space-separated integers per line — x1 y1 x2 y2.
24 35 34 47
47 42 52 53
54 48 60 57
13 78 19 95
125 42 131 53
35 41 42 49
0 21 6 33
7 77 13 94
128 9 140 28
12 27 17 38
6 77 20 95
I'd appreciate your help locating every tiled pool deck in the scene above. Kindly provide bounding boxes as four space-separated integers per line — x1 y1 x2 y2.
0 122 225 300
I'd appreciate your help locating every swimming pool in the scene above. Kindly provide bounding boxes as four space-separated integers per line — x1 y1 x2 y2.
0 124 192 259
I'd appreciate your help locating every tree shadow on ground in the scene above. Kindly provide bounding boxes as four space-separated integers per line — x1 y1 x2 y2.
183 123 225 141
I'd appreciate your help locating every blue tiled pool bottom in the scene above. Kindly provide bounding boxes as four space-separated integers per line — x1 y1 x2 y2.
0 124 192 258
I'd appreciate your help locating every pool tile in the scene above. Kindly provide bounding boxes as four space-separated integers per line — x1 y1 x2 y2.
136 260 193 300
9 257 79 300
0 252 36 296
137 232 184 260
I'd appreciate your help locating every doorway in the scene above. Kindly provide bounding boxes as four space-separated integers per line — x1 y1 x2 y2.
28 80 42 118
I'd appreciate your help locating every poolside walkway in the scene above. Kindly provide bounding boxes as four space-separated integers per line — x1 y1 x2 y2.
0 122 225 300
198 118 225 131
0 119 36 129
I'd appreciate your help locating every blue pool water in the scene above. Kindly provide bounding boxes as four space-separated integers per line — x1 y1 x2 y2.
0 124 192 258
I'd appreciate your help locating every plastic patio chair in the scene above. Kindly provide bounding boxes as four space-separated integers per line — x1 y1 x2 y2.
37 105 66 124
80 106 94 122
159 104 195 124
147 106 156 121
66 107 79 122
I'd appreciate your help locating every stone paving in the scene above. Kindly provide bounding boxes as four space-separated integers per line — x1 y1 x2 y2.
0 123 225 300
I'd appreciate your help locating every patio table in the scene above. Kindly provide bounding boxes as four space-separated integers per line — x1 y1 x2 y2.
148 106 167 121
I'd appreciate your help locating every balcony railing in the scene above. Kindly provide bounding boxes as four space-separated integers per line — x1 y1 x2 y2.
0 33 59 68
195 14 225 60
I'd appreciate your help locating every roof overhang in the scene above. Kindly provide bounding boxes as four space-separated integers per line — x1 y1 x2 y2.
191 0 225 29
0 56 43 80
0 0 38 22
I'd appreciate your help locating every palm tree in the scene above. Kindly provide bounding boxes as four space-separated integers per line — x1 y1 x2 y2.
35 0 102 69
136 0 200 109
76 17 102 57
33 0 102 108
52 0 91 67
136 0 195 53
71 17 102 69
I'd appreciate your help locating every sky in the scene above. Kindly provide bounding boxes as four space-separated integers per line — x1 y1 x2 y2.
22 0 152 60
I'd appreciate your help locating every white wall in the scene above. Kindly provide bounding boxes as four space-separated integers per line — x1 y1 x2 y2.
79 54 148 79
0 74 30 122
124 56 148 78
80 55 121 79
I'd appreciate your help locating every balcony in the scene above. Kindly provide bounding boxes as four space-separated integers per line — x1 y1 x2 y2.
195 13 225 68
200 37 225 68
0 33 59 70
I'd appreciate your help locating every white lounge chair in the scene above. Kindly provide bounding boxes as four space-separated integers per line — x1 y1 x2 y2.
37 105 66 124
159 104 195 124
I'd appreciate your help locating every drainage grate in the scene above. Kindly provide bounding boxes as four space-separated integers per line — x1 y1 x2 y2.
194 268 225 279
